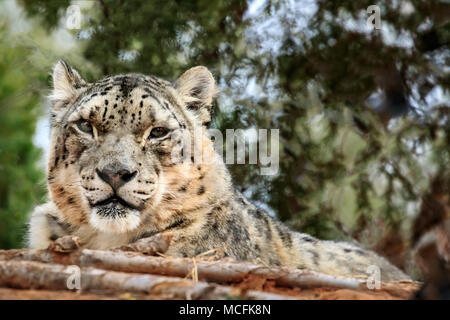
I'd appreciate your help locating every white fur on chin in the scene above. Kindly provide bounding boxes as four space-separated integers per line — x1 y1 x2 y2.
89 209 141 233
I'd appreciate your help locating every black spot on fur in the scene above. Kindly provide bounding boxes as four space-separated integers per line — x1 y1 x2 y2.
276 225 293 248
308 249 320 267
119 76 139 97
197 186 205 195
355 249 367 256
46 214 72 232
268 258 281 266
252 211 272 241
163 218 192 232
302 236 318 243
248 209 263 219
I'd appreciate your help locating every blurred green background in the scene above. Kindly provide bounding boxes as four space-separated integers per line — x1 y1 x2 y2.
0 0 448 275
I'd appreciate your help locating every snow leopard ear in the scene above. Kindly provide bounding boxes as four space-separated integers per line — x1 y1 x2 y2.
50 60 86 106
175 66 219 125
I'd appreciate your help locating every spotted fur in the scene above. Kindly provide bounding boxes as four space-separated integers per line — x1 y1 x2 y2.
28 61 410 282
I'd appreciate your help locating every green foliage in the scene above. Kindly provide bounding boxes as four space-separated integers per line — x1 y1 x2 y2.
0 26 46 248
20 0 71 28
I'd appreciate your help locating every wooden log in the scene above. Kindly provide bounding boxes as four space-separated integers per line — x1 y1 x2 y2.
80 250 368 289
0 260 293 300
0 247 368 290
115 233 173 255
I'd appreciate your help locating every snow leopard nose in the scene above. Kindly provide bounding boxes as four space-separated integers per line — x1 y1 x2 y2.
96 165 137 191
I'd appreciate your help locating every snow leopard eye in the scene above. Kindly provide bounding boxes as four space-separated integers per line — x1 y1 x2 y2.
149 127 169 139
75 119 93 135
